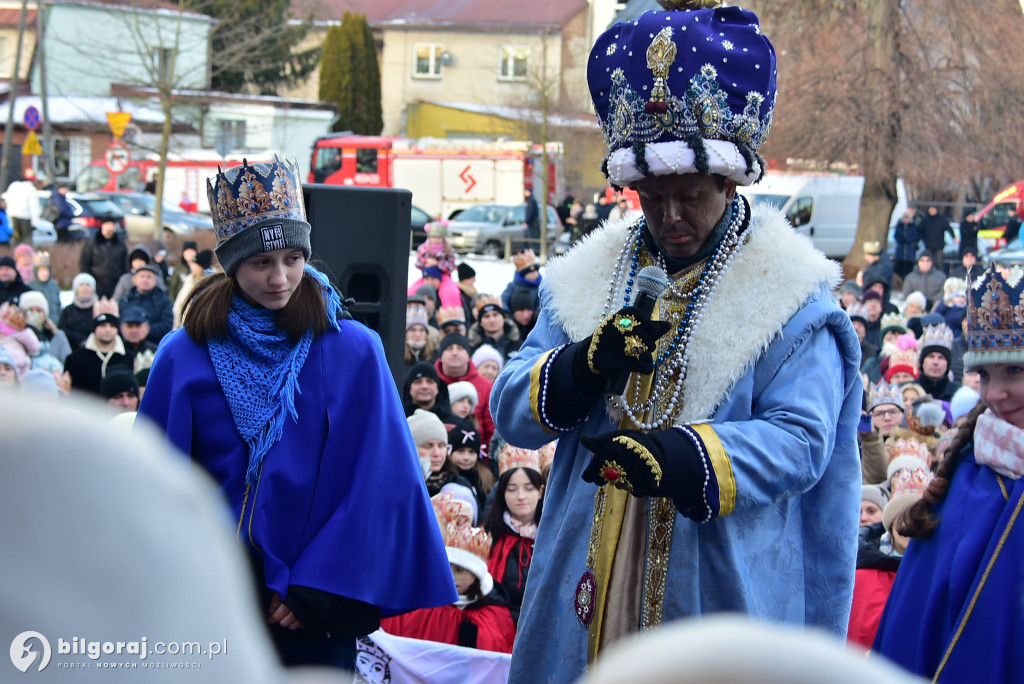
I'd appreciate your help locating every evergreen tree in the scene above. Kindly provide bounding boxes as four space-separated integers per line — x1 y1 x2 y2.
185 0 320 95
319 13 382 135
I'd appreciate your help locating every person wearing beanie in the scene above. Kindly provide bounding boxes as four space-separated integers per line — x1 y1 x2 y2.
447 416 494 515
858 240 893 298
447 380 479 421
471 344 503 383
891 208 920 282
402 360 453 420
404 304 438 369
13 243 35 283
491 4 863 678
0 254 32 306
19 289 72 368
119 306 158 368
58 273 99 349
409 409 478 520
883 335 920 384
917 324 960 402
168 240 198 303
118 263 174 345
456 262 478 324
467 293 521 362
19 366 58 399
136 159 456 669
501 248 543 315
112 243 167 302
78 218 128 299
28 256 62 320
874 264 1024 680
860 484 888 527
837 279 862 309
101 367 140 414
0 345 18 387
508 287 538 338
436 332 495 450
381 492 515 653
172 248 217 329
901 248 945 309
412 218 461 307
63 311 133 397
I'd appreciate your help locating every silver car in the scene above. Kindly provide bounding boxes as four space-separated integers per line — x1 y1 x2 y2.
96 191 213 240
446 203 562 258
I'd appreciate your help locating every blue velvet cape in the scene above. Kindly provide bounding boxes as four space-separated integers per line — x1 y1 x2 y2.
138 323 458 615
873 447 1024 681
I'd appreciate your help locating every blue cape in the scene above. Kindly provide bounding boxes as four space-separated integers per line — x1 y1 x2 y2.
138 323 457 615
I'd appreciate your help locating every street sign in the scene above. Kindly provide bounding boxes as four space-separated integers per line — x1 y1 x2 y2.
104 142 131 174
21 131 43 156
107 112 132 139
23 106 40 131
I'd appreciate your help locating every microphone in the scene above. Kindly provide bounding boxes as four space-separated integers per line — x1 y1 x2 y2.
607 265 669 396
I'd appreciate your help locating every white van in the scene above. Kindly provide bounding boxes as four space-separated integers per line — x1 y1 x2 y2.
737 174 908 259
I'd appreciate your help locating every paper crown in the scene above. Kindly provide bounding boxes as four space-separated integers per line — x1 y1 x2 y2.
964 265 1024 369
93 297 119 318
917 321 954 352
863 241 882 255
588 0 776 187
879 312 907 336
406 304 429 331
207 157 306 245
868 380 903 411
845 302 870 324
0 302 26 332
473 293 504 319
513 249 539 272
885 347 920 381
443 520 492 564
538 442 556 473
885 437 932 464
431 491 474 531
889 459 933 498
435 306 466 327
33 250 50 266
498 444 542 475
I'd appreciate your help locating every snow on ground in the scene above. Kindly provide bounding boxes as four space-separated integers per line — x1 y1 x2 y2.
406 252 533 300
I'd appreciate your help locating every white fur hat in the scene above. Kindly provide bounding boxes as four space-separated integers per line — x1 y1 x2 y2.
447 381 479 410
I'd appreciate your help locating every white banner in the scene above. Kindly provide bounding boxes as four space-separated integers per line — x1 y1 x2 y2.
355 630 511 684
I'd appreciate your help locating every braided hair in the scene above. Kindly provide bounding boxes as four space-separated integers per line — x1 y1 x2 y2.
900 402 987 539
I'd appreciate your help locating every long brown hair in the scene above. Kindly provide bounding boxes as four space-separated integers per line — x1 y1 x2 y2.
900 402 987 539
183 271 330 344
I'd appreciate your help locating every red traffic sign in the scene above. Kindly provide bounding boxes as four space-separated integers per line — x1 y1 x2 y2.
104 142 131 174
23 106 40 131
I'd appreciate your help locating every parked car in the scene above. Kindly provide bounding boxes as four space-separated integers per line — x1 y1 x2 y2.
35 191 126 243
446 204 562 258
408 205 433 248
986 238 1024 269
96 191 213 240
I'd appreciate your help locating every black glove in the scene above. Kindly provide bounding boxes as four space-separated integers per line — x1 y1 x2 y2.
580 429 705 513
571 307 672 392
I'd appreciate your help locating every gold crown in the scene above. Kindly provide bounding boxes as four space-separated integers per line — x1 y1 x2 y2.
884 437 932 464
443 521 492 564
498 444 542 475
513 249 539 272
431 492 474 531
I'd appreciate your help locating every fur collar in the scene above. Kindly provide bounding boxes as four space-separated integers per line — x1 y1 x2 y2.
545 205 841 422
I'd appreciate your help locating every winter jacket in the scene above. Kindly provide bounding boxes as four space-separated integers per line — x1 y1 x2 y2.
118 287 174 344
0 272 32 306
467 320 521 362
28 272 63 319
436 359 495 452
79 233 128 299
58 303 96 349
892 218 920 263
901 267 946 308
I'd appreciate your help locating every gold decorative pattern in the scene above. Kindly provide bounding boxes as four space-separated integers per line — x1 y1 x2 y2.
612 435 663 485
600 460 632 492
623 335 647 358
642 496 677 629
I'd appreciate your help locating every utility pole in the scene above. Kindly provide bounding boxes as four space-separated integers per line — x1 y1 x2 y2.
0 0 31 191
36 0 55 183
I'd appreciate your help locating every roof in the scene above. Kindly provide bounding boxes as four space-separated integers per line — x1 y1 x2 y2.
425 101 600 130
0 9 37 28
294 0 586 31
0 94 193 130
49 0 211 21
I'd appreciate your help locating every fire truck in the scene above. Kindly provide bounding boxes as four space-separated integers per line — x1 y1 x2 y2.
309 134 563 219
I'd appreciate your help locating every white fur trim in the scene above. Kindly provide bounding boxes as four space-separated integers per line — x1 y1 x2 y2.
546 203 841 423
607 140 762 187
446 547 493 597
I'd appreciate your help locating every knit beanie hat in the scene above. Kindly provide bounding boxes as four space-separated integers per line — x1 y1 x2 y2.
509 289 536 313
18 290 48 317
902 291 926 315
439 333 473 356
407 408 448 447
457 263 476 281
72 273 96 293
101 369 139 399
861 484 889 511
839 280 862 298
422 265 444 280
209 158 310 277
447 381 479 410
471 344 503 372
0 255 16 269
447 417 481 457
20 368 57 399
0 346 16 371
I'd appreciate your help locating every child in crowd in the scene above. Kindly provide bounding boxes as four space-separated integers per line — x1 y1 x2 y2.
472 345 504 383
447 417 495 514
410 220 462 309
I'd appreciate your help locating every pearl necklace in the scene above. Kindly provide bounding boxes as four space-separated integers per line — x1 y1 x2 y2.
607 196 745 431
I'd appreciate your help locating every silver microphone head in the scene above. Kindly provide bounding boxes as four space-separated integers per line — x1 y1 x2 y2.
636 265 669 299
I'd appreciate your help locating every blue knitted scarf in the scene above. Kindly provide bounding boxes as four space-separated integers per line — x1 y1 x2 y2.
208 265 343 488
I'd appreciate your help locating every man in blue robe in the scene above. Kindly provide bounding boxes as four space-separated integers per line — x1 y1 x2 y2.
489 3 863 681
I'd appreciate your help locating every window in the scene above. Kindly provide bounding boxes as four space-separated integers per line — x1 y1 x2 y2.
217 120 246 151
499 46 529 81
414 44 443 78
356 148 378 174
787 197 813 227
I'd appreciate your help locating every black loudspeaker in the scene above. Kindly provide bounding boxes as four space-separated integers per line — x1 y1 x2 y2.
304 183 411 386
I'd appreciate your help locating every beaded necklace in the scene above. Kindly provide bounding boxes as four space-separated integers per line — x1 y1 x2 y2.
606 196 746 430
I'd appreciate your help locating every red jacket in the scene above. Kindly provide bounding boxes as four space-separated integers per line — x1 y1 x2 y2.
381 603 515 654
436 360 495 449
847 567 897 649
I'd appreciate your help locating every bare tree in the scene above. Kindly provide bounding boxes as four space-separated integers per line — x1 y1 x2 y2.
747 0 1024 275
